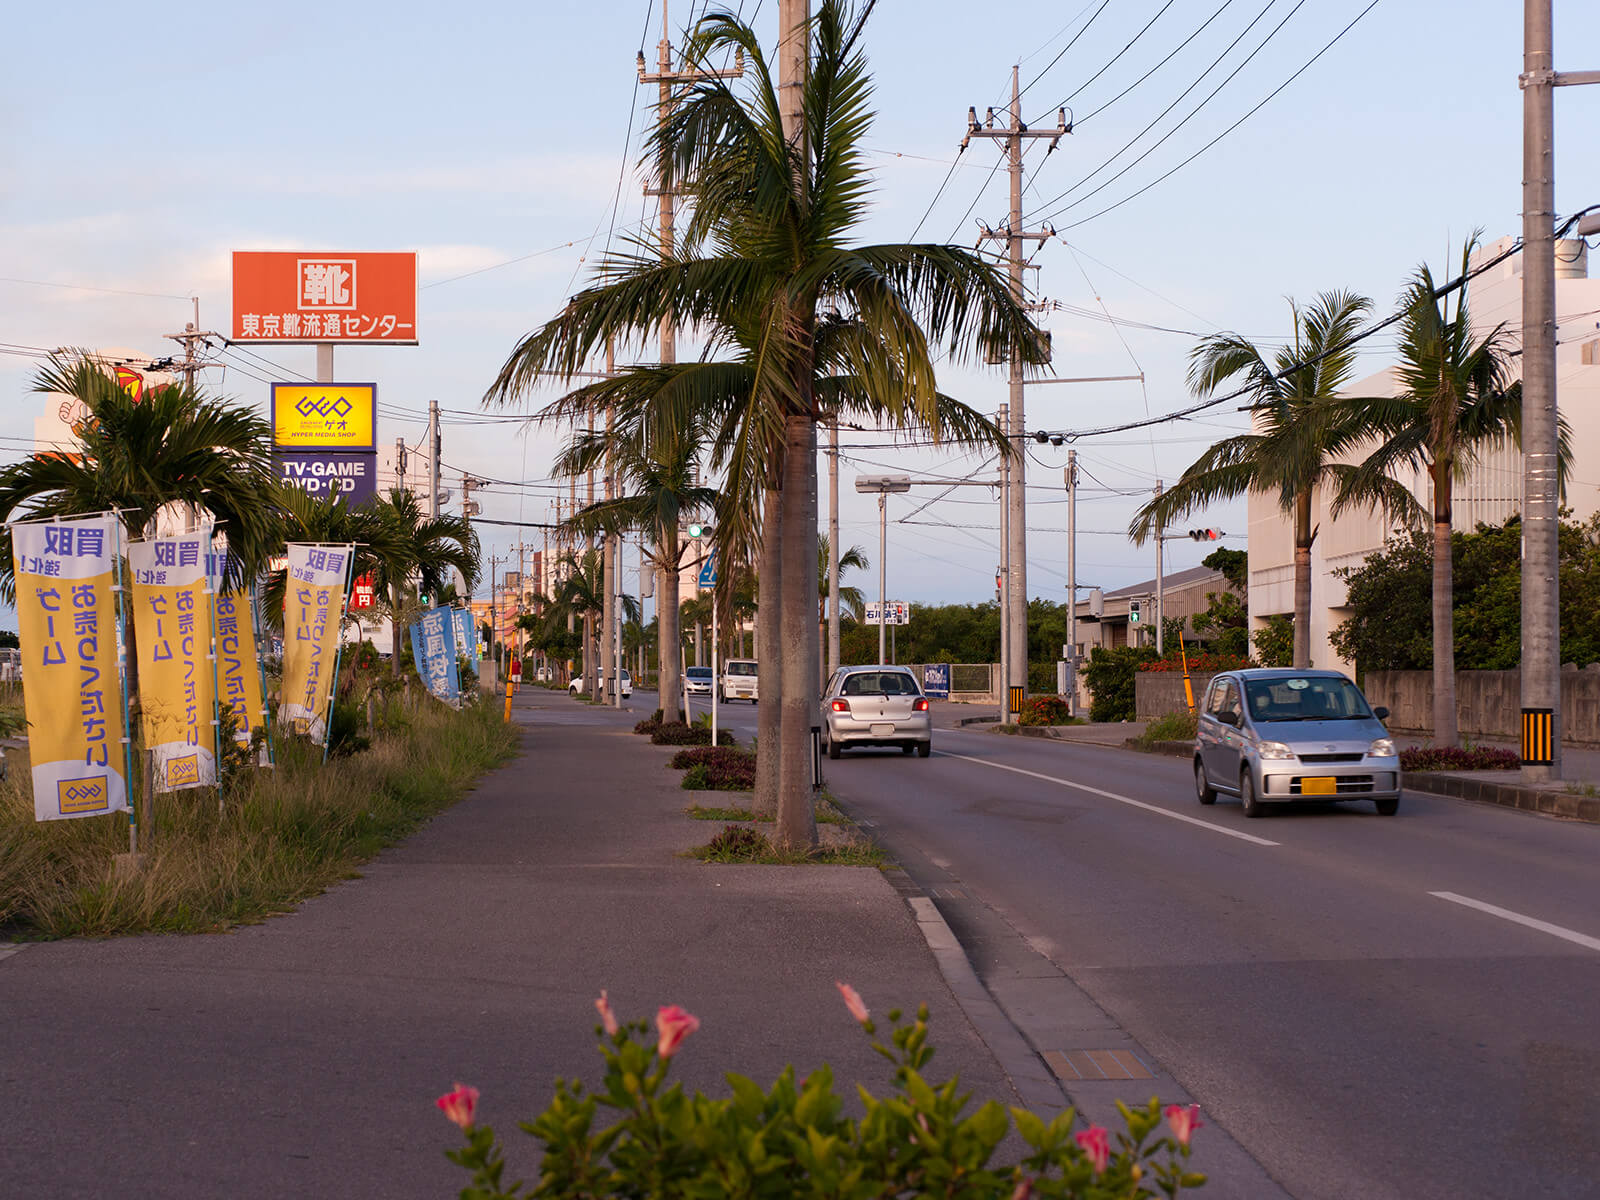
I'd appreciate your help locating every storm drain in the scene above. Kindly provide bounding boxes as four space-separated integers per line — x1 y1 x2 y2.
1043 1049 1152 1082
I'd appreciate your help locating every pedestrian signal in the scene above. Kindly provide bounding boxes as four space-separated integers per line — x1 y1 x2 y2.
1129 600 1142 623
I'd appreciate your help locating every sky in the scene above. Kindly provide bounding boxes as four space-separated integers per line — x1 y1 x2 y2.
4 0 1598 625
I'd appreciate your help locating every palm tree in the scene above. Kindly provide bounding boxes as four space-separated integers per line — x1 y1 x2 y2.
0 353 282 599
1336 240 1563 746
817 533 867 677
1128 291 1402 667
262 486 405 635
540 547 640 686
367 488 479 675
485 2 1035 847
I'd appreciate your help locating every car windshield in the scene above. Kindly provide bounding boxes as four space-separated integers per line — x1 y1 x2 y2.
725 662 757 676
1244 676 1371 722
840 671 919 697
687 668 713 679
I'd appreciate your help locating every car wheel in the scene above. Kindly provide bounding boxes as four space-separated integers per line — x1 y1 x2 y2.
916 741 931 758
1195 759 1217 805
827 735 841 760
1374 794 1400 816
902 744 914 755
1239 768 1264 818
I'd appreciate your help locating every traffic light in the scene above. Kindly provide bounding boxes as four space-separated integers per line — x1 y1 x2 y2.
1129 599 1142 624
1188 528 1222 541
687 523 706 538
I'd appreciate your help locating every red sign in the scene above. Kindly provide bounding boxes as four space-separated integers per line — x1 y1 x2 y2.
231 251 418 344
351 573 376 610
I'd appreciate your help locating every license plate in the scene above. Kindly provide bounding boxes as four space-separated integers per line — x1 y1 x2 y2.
871 723 895 736
1301 776 1337 795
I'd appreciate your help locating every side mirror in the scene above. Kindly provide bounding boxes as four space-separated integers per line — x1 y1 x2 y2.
1216 709 1239 727
1372 706 1389 721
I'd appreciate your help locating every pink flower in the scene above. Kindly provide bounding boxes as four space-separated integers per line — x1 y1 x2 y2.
435 1083 478 1131
595 989 619 1037
1165 1103 1204 1147
1010 1177 1034 1200
655 1005 700 1059
1075 1125 1111 1174
835 981 870 1025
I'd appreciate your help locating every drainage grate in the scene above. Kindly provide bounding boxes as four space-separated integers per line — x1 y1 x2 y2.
1043 1049 1152 1082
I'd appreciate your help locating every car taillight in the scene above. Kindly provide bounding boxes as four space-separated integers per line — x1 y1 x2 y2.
914 698 929 712
830 699 849 712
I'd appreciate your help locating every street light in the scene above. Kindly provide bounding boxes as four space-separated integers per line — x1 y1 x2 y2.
855 475 911 663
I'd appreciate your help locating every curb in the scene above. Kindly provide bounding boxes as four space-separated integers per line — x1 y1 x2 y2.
1401 771 1600 823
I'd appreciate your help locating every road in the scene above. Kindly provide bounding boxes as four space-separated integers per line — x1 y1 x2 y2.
699 694 1600 1199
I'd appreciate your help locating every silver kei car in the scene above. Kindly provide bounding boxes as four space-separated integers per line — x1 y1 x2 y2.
822 665 932 758
1194 668 1401 817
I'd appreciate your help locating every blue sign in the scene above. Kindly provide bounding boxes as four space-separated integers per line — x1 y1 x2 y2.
411 607 460 704
277 450 378 506
698 555 717 587
454 608 477 663
922 663 950 699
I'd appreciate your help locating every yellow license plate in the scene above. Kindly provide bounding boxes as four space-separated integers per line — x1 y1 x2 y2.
1301 776 1337 795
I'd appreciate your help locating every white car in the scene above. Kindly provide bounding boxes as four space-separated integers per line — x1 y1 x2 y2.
685 666 714 695
720 659 759 703
570 668 632 698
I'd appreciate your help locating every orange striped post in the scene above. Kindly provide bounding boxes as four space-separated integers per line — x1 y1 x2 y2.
1179 633 1196 714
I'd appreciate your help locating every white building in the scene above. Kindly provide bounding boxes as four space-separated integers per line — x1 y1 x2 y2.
1247 237 1600 674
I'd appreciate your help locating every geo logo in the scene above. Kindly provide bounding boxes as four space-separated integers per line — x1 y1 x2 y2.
58 776 109 814
294 395 354 419
166 755 200 788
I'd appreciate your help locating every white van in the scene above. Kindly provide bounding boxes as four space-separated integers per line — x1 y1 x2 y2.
720 659 759 703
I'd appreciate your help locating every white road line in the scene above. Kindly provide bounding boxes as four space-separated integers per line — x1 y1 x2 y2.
1428 891 1600 954
940 751 1280 846
0 943 27 964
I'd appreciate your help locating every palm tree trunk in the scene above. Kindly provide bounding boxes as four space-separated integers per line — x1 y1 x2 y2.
1432 465 1458 747
777 409 818 851
1293 489 1314 668
754 486 782 819
659 520 683 724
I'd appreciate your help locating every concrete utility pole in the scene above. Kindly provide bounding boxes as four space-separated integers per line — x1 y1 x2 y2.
966 68 1069 719
1520 0 1598 782
163 300 218 391
1065 450 1077 713
1154 479 1164 656
997 402 1010 722
427 401 441 519
828 420 841 678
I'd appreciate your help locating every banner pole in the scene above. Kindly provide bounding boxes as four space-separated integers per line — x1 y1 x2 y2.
251 580 276 768
206 533 223 814
321 548 355 765
113 518 137 853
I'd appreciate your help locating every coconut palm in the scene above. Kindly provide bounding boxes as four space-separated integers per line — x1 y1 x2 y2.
540 547 640 684
0 353 282 599
261 486 405 635
367 488 480 675
1335 240 1568 746
486 2 1035 847
817 533 867 676
1128 291 1407 667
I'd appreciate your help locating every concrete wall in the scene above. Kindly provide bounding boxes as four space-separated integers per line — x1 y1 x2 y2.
1137 672 1219 720
1365 666 1600 747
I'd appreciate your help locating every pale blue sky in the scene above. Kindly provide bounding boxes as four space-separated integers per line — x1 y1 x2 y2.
3 1 1597 620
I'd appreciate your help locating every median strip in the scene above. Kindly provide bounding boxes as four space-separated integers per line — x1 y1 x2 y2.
939 752 1280 846
1428 890 1600 954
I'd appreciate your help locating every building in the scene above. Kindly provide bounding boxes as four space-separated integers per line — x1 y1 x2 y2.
1070 565 1236 657
1246 236 1600 675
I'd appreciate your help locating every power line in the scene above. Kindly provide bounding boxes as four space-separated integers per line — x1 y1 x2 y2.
1030 0 1181 124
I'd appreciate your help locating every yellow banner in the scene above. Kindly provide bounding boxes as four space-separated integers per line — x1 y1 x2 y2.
215 588 267 754
12 515 128 822
271 383 376 450
281 544 352 740
130 532 217 792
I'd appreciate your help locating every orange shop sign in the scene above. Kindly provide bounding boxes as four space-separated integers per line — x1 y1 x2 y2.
232 251 417 344
351 573 376 610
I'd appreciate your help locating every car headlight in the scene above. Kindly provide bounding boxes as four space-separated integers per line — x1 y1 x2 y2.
1368 738 1396 757
1256 740 1296 760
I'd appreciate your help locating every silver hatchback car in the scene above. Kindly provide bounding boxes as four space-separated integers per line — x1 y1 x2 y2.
822 665 932 758
1194 668 1401 816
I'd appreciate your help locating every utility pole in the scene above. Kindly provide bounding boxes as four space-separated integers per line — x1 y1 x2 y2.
828 419 841 678
427 401 441 520
163 299 219 391
462 473 489 688
1065 450 1077 714
996 402 1010 722
966 68 1070 718
1154 479 1164 656
1520 1 1598 782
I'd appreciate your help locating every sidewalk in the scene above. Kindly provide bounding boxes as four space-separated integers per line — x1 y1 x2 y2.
0 688 1020 1200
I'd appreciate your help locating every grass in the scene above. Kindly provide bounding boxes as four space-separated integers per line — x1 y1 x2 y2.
1131 709 1198 747
687 823 887 866
684 795 847 823
0 696 518 938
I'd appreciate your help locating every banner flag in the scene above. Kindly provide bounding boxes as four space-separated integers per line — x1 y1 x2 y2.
281 543 352 740
205 551 270 763
454 607 477 663
12 515 129 821
412 607 460 704
130 529 218 792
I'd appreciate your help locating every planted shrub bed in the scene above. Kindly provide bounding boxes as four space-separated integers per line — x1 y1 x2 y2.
1400 744 1520 771
650 722 734 747
671 747 757 791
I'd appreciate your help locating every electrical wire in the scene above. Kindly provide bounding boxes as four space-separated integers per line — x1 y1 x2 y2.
1030 0 1181 124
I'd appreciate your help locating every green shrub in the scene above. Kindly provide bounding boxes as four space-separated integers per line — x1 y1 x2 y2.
651 722 734 747
671 747 757 790
1400 744 1519 771
1018 695 1073 726
1083 645 1159 722
633 709 665 735
1142 709 1198 743
439 990 1207 1198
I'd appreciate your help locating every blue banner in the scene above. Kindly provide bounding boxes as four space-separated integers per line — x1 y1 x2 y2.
922 663 950 699
454 608 477 663
411 607 460 704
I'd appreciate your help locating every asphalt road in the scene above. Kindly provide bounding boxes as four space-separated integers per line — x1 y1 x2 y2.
784 718 1600 1200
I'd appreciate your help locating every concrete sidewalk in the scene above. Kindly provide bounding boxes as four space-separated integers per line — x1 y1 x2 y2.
0 689 1021 1200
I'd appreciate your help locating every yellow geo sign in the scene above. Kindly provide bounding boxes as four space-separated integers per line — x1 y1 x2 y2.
271 383 376 450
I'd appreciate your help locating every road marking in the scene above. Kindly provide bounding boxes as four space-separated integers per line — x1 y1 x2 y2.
0 943 27 964
1428 891 1600 954
940 752 1279 846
